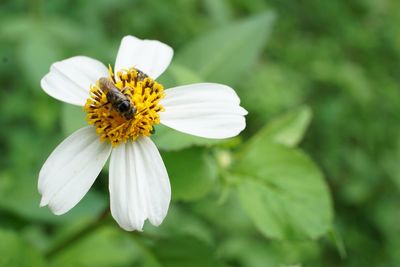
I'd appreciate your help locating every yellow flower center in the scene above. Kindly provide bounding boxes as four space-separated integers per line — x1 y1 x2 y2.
84 67 165 147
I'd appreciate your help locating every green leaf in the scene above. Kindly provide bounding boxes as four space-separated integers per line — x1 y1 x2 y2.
233 141 333 240
0 16 32 41
44 18 83 46
152 124 223 151
162 147 218 201
191 190 255 234
176 12 275 85
219 235 319 267
61 104 87 135
151 235 223 267
236 63 308 123
145 205 214 246
160 63 203 86
328 228 347 259
0 228 46 267
17 31 60 87
50 226 141 267
251 106 312 147
202 0 234 25
0 171 107 224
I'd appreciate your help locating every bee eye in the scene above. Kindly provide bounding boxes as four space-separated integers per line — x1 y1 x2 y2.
118 101 130 112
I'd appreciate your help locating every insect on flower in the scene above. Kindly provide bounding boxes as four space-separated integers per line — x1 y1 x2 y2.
39 35 247 231
98 77 137 120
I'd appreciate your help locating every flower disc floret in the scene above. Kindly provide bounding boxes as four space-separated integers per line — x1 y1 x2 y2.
84 68 165 146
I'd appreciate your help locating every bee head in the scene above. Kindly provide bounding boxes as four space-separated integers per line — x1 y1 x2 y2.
117 101 136 120
117 101 130 113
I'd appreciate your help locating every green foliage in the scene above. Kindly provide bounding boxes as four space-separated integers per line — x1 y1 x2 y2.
249 106 312 147
150 235 223 267
61 104 87 135
0 171 107 224
235 141 332 239
176 11 275 84
0 0 399 266
49 226 140 267
0 229 45 267
163 147 218 201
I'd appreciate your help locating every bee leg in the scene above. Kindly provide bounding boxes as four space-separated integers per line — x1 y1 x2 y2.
96 101 110 108
137 107 149 116
124 118 134 132
121 86 131 95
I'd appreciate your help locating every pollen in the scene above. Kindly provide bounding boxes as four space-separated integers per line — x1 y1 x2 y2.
84 67 165 147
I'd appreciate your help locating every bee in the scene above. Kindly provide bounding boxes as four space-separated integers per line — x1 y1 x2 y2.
98 77 136 120
136 69 148 81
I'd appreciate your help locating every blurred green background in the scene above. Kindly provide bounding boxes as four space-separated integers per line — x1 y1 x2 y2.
1 0 400 266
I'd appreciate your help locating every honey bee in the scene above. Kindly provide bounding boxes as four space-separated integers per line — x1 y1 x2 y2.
98 77 136 120
136 69 148 81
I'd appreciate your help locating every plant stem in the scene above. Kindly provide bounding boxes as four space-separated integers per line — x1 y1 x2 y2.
45 208 111 259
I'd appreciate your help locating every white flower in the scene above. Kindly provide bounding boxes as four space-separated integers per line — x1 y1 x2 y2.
39 35 247 231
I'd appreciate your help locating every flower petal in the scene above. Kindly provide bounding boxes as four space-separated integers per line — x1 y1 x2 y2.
109 137 171 231
38 126 111 215
114 35 173 80
160 83 248 139
41 56 109 106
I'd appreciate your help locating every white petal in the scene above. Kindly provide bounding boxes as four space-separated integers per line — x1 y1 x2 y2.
114 35 173 80
38 126 111 215
109 137 171 231
41 56 109 106
160 83 248 139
